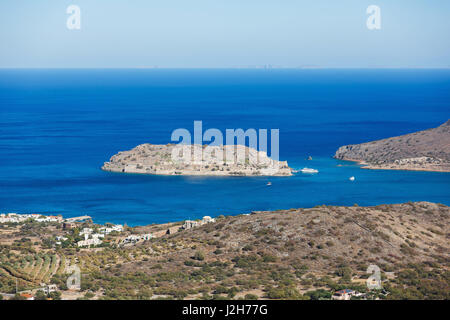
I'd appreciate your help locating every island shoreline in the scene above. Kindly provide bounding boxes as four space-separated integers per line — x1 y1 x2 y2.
338 157 450 173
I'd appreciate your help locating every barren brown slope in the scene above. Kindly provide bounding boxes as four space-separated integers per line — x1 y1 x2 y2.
165 202 449 274
79 202 449 299
334 120 450 172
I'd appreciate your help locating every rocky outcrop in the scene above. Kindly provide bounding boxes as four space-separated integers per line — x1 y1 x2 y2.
335 120 450 172
102 144 292 176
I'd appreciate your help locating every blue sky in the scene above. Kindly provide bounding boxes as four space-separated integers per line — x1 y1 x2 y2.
0 0 449 68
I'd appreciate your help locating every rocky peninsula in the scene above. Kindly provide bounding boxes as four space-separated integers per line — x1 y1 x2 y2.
335 120 450 172
102 144 293 176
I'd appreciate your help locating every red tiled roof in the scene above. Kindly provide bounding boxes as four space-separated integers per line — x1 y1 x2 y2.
336 289 354 294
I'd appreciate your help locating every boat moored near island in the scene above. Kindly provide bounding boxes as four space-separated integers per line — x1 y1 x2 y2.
300 167 319 174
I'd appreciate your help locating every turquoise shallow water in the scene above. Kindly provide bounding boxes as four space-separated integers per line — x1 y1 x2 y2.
0 69 449 225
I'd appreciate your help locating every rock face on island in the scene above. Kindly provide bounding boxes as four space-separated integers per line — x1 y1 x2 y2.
335 120 450 172
102 144 293 176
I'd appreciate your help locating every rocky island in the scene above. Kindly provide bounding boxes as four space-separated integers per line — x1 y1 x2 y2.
335 120 450 172
102 144 293 176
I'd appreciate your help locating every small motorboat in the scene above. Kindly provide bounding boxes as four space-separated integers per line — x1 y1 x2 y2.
301 167 319 174
349 176 355 181
307 156 313 160
266 182 272 186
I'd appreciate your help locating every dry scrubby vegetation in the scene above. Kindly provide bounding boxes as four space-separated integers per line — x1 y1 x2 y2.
0 202 449 300
0 222 69 295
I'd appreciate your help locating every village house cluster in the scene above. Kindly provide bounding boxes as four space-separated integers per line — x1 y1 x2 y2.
1 213 218 249
77 224 124 247
0 213 63 224
0 212 127 248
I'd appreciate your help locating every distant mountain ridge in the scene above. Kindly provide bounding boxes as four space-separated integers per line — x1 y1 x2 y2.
334 120 450 172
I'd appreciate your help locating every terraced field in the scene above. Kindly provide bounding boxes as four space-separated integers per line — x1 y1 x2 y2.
0 250 66 292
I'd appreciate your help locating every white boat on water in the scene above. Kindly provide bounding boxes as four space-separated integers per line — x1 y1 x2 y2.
300 167 319 174
266 182 272 186
349 176 355 181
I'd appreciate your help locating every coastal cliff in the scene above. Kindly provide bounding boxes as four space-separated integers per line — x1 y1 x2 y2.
102 144 292 176
335 120 450 172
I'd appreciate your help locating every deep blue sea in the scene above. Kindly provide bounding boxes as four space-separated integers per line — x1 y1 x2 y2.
0 69 449 225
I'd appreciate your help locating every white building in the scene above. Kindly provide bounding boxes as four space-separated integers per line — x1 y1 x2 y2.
35 215 63 223
99 224 123 234
39 283 58 295
55 236 68 245
77 237 102 247
0 213 30 223
121 233 153 245
182 216 216 230
202 216 216 223
80 228 93 236
77 233 103 247
182 220 199 230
